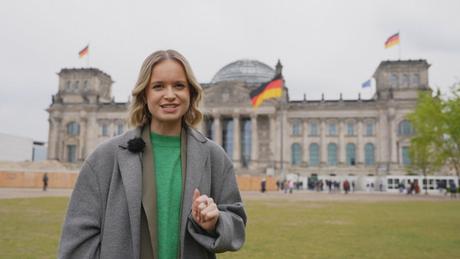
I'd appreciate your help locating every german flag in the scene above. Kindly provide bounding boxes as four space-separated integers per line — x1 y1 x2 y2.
384 33 400 49
78 45 89 58
249 77 283 108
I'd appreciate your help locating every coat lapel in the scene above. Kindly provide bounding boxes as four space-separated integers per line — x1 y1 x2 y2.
117 128 143 258
141 125 158 259
180 128 208 257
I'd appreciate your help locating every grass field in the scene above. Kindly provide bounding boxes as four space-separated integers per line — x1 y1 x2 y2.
0 194 459 259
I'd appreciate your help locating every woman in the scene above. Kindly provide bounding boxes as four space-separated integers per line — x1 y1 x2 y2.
59 50 247 259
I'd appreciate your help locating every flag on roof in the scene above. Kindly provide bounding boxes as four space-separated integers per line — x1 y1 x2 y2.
384 33 400 49
78 45 89 58
249 77 283 108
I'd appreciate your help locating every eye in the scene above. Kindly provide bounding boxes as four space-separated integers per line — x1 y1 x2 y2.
151 83 163 90
175 83 187 89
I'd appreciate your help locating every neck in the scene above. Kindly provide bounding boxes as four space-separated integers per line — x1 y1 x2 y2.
150 120 181 136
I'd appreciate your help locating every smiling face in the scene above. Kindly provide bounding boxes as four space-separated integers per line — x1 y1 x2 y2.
145 59 190 135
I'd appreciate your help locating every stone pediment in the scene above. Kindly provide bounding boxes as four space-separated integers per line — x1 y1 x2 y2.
203 81 253 108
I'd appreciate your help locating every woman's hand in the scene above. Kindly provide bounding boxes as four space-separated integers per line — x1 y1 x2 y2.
191 188 219 233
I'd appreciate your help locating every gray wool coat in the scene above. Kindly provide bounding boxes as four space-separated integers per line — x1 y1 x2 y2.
58 126 247 259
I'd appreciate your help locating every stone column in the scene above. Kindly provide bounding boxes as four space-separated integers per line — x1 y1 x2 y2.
339 119 345 165
379 109 390 167
250 113 258 169
232 113 241 169
357 119 363 164
269 114 276 163
213 113 222 146
47 117 60 160
389 113 398 164
79 118 87 161
57 120 65 161
320 119 326 165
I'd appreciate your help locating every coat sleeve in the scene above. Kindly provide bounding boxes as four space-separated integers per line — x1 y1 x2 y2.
58 161 103 259
187 164 247 253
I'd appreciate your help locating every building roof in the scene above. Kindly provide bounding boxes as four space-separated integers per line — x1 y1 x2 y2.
211 59 275 84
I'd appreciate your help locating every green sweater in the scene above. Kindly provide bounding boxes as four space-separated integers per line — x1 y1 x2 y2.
150 132 183 259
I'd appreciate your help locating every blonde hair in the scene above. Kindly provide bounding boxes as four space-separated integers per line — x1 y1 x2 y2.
128 50 203 128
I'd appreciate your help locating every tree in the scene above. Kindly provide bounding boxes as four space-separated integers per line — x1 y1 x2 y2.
442 84 460 177
406 91 444 194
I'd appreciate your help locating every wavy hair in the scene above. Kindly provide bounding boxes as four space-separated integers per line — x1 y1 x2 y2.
128 50 203 128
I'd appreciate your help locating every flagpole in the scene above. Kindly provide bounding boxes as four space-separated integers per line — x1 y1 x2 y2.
87 43 90 67
398 31 401 60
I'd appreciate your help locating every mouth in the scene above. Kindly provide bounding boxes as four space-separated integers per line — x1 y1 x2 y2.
160 103 180 113
160 103 179 108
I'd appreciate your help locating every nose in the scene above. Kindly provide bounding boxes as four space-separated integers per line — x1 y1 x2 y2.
164 86 176 100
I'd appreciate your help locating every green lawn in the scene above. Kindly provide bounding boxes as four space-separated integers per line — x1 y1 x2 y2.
0 196 459 259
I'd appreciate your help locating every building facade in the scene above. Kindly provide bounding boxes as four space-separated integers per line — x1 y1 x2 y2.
47 59 431 180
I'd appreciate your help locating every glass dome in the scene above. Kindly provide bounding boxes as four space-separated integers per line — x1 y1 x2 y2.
211 59 275 84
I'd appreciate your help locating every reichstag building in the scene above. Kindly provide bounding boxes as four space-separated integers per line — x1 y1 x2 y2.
47 58 430 180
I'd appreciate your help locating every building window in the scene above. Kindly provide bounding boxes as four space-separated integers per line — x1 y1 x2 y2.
66 80 71 90
399 120 414 136
67 122 80 136
365 143 375 165
309 122 319 136
74 80 80 91
402 146 411 166
292 119 302 136
365 121 374 136
67 144 77 163
402 74 410 87
346 143 356 166
222 118 233 157
389 74 398 88
412 74 420 85
204 117 214 140
101 124 109 136
309 143 320 166
83 80 89 91
241 118 251 168
291 143 302 166
116 124 124 135
328 122 337 136
346 121 355 136
327 143 337 166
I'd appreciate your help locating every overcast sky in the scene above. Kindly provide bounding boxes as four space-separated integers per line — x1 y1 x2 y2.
1 0 459 142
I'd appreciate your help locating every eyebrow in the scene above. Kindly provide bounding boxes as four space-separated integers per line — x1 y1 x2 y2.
150 80 188 84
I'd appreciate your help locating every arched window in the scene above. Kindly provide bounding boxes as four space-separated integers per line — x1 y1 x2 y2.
309 143 320 166
292 119 302 136
402 146 411 166
291 143 302 165
389 74 398 87
346 143 356 166
365 143 375 165
399 120 414 136
67 121 80 136
327 143 337 166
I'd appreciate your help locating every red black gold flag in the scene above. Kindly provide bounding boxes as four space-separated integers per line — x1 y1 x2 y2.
78 45 89 58
384 33 400 49
249 77 283 108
